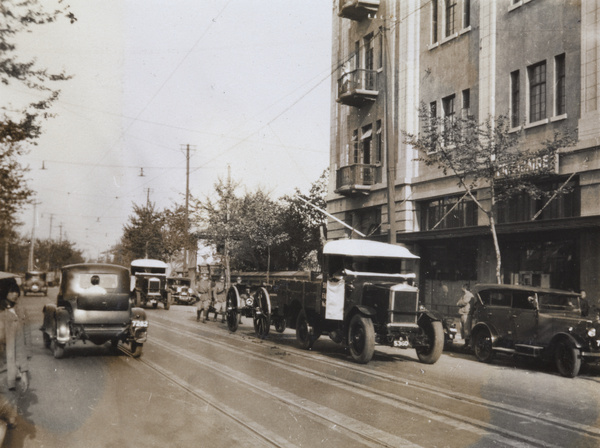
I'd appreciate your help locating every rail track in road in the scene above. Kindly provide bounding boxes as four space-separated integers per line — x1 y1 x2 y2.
136 311 600 448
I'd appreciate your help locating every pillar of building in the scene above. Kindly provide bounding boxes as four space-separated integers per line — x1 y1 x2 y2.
579 0 600 145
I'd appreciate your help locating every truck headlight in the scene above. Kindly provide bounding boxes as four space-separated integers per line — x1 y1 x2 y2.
588 328 597 338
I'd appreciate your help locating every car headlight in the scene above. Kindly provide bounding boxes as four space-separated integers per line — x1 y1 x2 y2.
246 297 253 307
588 328 597 338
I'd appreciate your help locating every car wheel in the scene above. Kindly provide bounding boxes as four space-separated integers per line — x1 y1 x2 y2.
348 314 375 364
164 294 171 310
43 332 51 349
131 342 143 358
555 338 581 378
226 286 239 332
135 292 142 308
253 314 270 339
416 319 444 364
51 340 65 359
296 310 318 350
473 328 495 363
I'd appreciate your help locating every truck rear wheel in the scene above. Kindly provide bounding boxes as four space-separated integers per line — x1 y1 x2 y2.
348 314 375 364
226 286 240 332
416 319 444 364
296 310 318 350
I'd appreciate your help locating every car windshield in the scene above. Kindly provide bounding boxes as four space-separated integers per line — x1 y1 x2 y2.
538 293 580 312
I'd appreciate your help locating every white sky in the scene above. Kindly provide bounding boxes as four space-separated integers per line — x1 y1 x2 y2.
8 0 333 260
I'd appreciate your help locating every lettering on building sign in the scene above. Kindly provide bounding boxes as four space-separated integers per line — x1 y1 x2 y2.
496 154 555 177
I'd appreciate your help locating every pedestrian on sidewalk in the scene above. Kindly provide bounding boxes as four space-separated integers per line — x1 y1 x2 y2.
457 284 474 348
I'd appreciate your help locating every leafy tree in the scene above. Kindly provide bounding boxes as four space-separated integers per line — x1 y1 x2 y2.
405 108 576 283
121 202 166 263
34 238 84 271
279 169 328 270
1 0 76 264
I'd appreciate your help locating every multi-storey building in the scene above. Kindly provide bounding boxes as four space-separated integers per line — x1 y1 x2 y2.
328 0 600 309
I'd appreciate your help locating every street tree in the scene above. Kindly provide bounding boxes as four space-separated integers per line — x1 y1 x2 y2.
121 202 166 263
279 169 328 271
405 109 576 283
1 0 76 264
34 238 84 271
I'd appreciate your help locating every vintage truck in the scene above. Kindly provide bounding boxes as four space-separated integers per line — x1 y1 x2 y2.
226 239 444 365
130 259 171 309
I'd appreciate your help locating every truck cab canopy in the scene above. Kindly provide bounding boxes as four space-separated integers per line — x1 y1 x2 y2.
323 240 419 259
130 259 169 275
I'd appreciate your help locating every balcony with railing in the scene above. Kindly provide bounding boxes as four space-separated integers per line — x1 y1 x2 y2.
337 68 379 107
336 164 378 196
338 0 380 21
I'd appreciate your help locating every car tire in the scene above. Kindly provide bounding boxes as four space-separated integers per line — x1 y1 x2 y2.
164 295 171 310
554 338 581 378
274 317 286 333
226 286 240 332
348 314 375 364
253 314 270 339
131 342 143 358
52 340 65 359
473 328 495 363
416 319 444 364
296 310 318 350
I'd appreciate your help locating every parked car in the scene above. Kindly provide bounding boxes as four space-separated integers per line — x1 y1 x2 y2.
22 270 48 296
41 263 148 358
167 277 198 305
470 283 600 377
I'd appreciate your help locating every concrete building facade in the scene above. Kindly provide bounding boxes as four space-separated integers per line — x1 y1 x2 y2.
328 0 600 311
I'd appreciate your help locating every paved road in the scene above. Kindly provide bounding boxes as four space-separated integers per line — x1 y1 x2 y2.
3 291 600 447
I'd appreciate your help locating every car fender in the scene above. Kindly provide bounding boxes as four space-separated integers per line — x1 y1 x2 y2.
471 322 499 345
348 305 376 319
550 332 583 351
131 307 147 321
419 309 441 322
55 308 71 344
42 303 57 333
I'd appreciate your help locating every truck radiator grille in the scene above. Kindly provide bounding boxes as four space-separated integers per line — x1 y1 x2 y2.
390 290 418 325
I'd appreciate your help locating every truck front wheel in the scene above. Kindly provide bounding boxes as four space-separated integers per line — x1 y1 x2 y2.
416 319 444 364
348 314 375 364
296 310 318 350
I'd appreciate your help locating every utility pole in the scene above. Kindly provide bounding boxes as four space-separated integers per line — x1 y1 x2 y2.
28 202 40 271
49 213 54 239
181 144 195 275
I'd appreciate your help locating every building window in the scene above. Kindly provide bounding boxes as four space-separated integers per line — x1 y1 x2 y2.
496 177 580 223
420 194 477 231
510 70 520 127
361 124 372 165
431 0 439 44
352 129 358 164
461 89 470 118
528 61 547 123
445 0 457 37
378 33 383 69
375 120 382 164
463 0 471 28
364 33 375 90
443 94 455 143
555 54 566 116
430 101 437 119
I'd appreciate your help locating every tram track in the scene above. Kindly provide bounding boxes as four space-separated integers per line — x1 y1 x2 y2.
149 312 600 448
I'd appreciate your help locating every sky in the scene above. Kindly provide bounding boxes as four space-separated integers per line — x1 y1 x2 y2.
7 0 333 261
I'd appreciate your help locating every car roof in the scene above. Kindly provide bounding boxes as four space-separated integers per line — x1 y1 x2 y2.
62 263 129 274
0 272 18 280
323 239 419 259
131 259 168 268
473 283 581 296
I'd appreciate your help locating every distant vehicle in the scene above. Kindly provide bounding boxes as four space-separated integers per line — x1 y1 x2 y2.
130 259 171 309
226 239 444 365
167 277 198 305
41 263 148 358
22 270 48 296
470 284 600 377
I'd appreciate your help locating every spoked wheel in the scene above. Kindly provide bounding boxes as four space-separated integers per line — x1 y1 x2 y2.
226 286 240 332
416 318 444 364
130 341 143 358
348 314 375 364
51 340 65 359
253 288 271 339
473 328 495 363
555 338 581 378
296 310 318 350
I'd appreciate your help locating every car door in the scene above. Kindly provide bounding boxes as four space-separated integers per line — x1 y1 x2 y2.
510 291 538 345
476 289 512 344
